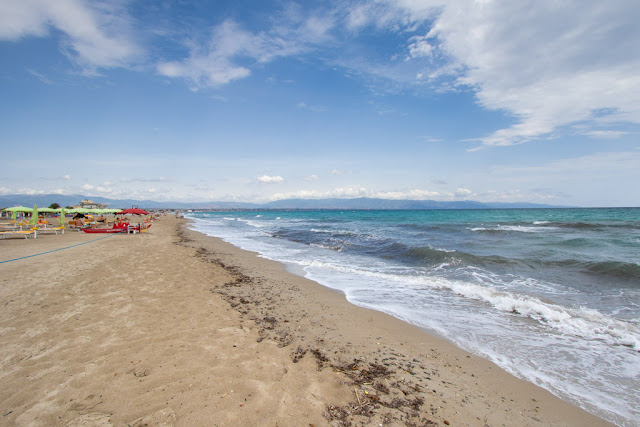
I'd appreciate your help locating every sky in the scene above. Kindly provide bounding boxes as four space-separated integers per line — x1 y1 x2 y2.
1 0 639 207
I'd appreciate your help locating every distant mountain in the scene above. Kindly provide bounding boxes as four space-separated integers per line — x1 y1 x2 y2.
262 197 563 210
0 194 260 210
0 194 565 210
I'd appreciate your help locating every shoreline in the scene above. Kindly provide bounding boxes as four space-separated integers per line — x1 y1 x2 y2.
179 218 610 426
0 216 610 425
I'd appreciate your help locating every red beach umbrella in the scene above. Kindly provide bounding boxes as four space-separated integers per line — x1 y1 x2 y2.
115 208 151 233
116 208 150 215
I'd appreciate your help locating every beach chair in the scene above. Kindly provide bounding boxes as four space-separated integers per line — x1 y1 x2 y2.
15 220 31 230
0 230 36 239
35 226 65 235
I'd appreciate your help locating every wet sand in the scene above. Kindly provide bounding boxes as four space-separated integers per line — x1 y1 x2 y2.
0 216 610 426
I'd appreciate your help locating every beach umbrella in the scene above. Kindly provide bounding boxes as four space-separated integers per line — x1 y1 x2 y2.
2 207 24 221
67 208 91 214
29 204 38 226
2 206 32 222
116 208 150 215
116 208 150 230
59 207 66 227
38 207 57 220
2 206 33 213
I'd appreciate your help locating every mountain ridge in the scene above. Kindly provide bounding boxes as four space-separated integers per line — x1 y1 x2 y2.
0 194 568 210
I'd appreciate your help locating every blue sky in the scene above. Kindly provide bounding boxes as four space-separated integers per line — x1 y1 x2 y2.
1 0 639 207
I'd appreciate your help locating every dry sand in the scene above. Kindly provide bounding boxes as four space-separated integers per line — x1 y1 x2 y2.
0 216 610 426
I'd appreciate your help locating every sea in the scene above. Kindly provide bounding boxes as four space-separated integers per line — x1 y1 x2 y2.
186 208 640 426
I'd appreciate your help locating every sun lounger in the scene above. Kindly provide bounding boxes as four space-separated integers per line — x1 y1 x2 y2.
125 223 152 234
0 230 37 239
17 221 31 229
35 226 65 235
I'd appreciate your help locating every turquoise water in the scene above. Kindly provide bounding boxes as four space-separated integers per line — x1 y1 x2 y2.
188 208 640 425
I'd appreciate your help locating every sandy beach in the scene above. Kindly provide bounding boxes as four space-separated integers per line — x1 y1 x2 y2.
0 216 610 426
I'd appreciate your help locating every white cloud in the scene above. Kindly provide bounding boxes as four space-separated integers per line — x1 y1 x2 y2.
297 101 326 112
158 12 334 89
157 19 276 87
406 35 433 59
0 0 49 40
271 186 368 200
304 174 320 181
584 130 629 139
338 1 640 148
376 189 440 199
27 69 53 84
120 177 168 183
421 136 442 143
157 25 251 87
81 183 94 190
0 0 141 73
257 175 284 184
329 187 369 198
346 4 372 29
14 187 47 196
382 0 640 148
455 187 473 197
270 186 443 201
330 169 345 175
61 174 71 180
